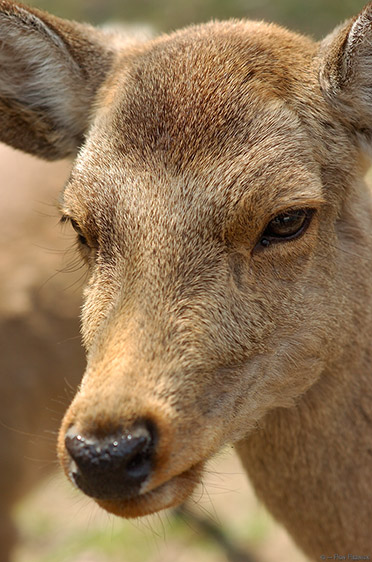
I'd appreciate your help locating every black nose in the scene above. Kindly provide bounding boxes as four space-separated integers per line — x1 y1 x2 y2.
64 422 155 501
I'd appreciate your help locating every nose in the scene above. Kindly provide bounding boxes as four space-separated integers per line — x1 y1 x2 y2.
64 422 156 501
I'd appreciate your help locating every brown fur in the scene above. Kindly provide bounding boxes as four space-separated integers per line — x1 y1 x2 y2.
2 1 372 558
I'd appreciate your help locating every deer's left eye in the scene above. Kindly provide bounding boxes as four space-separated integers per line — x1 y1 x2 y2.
259 209 314 248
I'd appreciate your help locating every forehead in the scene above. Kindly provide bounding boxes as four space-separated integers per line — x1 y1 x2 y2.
105 19 316 163
63 20 322 219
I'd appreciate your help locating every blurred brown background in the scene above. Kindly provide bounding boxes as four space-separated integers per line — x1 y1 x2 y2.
1 1 367 561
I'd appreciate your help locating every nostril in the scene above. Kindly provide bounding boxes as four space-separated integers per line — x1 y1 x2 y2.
64 421 156 500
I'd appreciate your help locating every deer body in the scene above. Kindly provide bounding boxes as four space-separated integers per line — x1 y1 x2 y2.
0 144 83 561
1 1 372 558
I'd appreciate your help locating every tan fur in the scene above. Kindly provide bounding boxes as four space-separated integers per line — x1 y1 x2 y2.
2 1 372 558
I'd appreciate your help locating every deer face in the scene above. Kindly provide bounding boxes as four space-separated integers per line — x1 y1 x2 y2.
57 24 357 517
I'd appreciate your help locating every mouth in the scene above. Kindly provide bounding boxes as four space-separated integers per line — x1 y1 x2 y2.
93 463 204 518
59 416 208 518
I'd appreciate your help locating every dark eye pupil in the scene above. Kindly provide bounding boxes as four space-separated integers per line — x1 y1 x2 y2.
267 211 307 237
77 233 88 245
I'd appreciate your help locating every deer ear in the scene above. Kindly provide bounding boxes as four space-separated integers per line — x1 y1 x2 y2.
0 1 117 160
319 4 372 138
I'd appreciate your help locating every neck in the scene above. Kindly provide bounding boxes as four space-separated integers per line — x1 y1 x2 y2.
236 352 372 559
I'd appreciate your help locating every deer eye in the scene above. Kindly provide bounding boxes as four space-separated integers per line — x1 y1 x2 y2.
69 218 88 246
259 209 314 248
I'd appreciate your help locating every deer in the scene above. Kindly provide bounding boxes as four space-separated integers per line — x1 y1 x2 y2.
1 0 372 559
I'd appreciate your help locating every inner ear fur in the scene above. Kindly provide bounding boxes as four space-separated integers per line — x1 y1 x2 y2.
0 1 117 160
319 3 372 134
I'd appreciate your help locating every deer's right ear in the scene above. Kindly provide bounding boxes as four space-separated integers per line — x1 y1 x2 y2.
0 1 117 160
319 4 372 140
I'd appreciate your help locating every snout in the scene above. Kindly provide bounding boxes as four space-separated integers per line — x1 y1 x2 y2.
57 317 231 518
58 397 207 518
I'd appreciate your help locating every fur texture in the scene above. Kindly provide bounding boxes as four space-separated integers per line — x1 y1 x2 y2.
2 1 372 559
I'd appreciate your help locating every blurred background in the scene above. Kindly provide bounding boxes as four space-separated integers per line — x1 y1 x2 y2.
1 1 367 561
24 0 366 38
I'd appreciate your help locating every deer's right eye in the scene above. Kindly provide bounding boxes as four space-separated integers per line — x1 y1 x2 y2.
60 215 90 247
70 219 88 246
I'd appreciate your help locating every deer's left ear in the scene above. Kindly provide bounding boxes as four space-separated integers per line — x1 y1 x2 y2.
319 4 372 136
0 1 119 160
